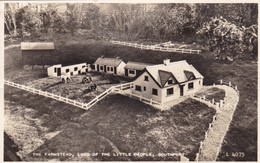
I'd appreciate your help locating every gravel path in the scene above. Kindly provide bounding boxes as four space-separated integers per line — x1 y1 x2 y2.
193 85 239 161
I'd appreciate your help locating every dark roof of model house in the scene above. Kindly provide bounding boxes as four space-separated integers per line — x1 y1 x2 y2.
21 42 55 50
125 61 152 71
94 57 124 67
145 60 204 87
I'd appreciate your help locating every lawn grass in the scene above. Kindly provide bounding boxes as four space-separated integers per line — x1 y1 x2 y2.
195 87 226 103
4 86 215 161
4 37 257 161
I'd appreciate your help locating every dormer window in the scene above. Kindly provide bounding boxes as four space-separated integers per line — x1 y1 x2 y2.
168 79 173 85
144 76 149 81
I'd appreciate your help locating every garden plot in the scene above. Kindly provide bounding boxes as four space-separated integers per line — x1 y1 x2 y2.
26 72 120 103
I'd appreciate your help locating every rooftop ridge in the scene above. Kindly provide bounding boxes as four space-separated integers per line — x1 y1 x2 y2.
146 60 188 69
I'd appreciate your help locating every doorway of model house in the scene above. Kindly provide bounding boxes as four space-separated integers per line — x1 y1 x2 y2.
180 85 184 96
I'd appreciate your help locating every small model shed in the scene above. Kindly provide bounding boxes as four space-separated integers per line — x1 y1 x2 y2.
21 42 55 69
47 63 88 77
124 61 152 78
93 56 126 76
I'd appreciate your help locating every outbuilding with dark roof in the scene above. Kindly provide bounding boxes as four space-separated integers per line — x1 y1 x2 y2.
21 42 55 69
93 56 126 76
124 61 152 78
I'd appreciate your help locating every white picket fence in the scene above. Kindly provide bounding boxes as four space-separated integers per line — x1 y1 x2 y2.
4 80 134 111
110 40 201 54
123 92 161 106
193 80 239 161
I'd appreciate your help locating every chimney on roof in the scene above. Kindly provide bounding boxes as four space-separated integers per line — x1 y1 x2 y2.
116 57 120 60
100 55 104 58
163 59 171 65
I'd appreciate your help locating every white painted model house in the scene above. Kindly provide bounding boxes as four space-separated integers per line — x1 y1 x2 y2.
93 56 126 76
131 59 204 103
47 63 88 77
124 61 152 78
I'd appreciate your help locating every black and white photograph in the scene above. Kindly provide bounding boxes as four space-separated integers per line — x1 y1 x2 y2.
2 1 258 162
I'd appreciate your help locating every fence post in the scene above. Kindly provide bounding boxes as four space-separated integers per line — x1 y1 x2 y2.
135 43 137 48
213 83 215 86
139 95 142 101
220 79 223 85
229 81 231 87
203 95 206 100
212 99 215 104
220 100 224 108
205 131 208 138
150 98 153 105
216 102 220 109
213 115 216 122
141 44 143 49
195 153 199 161
235 85 238 91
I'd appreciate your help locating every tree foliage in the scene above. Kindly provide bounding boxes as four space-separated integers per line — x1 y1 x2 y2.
197 17 257 60
4 3 258 60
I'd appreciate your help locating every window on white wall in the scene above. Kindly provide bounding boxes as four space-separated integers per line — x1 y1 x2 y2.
166 88 174 96
54 68 57 73
143 86 146 91
152 88 158 96
144 76 149 81
74 67 78 71
100 66 103 70
66 69 69 73
188 82 194 90
135 85 142 91
111 67 114 71
107 67 110 71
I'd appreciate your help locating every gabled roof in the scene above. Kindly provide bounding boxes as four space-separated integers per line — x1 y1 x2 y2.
21 42 54 50
94 57 124 67
158 70 173 87
145 60 204 88
125 61 152 71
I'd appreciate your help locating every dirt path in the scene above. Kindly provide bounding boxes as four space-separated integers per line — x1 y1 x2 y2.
193 85 239 161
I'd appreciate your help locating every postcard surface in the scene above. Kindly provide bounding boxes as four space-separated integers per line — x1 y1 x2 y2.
2 1 258 162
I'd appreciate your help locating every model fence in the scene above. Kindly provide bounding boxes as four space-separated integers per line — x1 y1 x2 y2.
4 80 134 111
110 40 201 54
194 80 239 161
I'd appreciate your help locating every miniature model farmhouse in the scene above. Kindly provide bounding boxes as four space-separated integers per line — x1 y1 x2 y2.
47 63 88 77
93 56 126 76
131 59 204 103
124 61 152 78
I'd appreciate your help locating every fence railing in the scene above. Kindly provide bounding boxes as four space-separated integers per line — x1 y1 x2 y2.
110 40 201 54
123 91 161 106
4 80 134 111
194 80 239 161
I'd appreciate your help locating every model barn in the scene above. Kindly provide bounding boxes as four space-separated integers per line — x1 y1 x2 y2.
93 56 126 76
131 59 204 103
21 42 54 69
47 63 88 77
124 61 152 78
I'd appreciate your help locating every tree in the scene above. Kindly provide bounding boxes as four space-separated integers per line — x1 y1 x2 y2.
16 5 41 40
65 3 80 36
197 17 257 61
81 4 100 30
4 3 19 36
